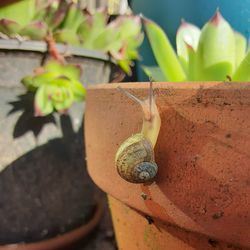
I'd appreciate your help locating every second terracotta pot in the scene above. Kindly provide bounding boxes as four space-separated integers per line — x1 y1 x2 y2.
85 82 250 249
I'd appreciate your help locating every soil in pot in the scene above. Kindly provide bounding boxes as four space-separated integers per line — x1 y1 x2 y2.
0 117 97 245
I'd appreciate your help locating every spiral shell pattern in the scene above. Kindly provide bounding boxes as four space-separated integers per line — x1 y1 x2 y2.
115 133 158 183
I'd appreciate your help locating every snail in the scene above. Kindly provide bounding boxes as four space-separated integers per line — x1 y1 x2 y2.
115 82 161 183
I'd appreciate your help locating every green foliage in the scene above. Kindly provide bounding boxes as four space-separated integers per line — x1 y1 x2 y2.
143 10 249 82
0 1 143 117
20 21 48 40
144 17 185 81
78 11 107 49
0 0 35 26
22 60 85 116
0 1 143 74
108 16 144 75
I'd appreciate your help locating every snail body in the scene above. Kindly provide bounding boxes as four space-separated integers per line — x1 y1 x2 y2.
115 82 161 184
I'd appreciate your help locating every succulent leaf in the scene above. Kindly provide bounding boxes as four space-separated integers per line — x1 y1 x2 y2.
20 21 48 40
22 60 85 116
185 43 197 80
232 50 250 81
53 29 80 45
202 62 232 81
47 78 74 111
196 10 235 80
44 60 63 73
60 3 84 32
106 16 143 74
91 27 116 50
35 85 53 116
49 1 69 30
0 0 35 26
79 11 107 49
22 72 59 90
143 17 186 81
33 72 61 85
176 21 200 64
235 31 247 68
21 76 36 92
0 19 21 36
71 80 86 101
63 64 82 80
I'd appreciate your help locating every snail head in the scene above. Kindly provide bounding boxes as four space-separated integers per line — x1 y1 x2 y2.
117 81 154 122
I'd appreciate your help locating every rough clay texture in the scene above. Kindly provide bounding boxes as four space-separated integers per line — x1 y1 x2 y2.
109 196 245 250
85 82 250 249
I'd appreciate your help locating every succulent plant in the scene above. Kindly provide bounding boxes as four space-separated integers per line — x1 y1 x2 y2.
107 15 144 74
143 10 249 81
22 60 85 116
0 0 143 75
0 0 143 117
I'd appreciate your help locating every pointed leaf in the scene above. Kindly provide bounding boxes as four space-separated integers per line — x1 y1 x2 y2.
22 72 59 91
60 3 84 32
80 11 107 49
201 62 232 81
176 21 200 64
235 31 247 68
35 85 53 116
232 50 250 81
185 44 197 80
0 19 21 36
92 28 116 51
41 78 74 112
32 72 60 86
63 65 82 80
44 60 63 74
49 1 68 30
117 60 131 75
143 17 186 81
0 0 35 26
53 29 80 46
20 21 47 40
196 11 235 79
71 80 86 101
21 75 36 91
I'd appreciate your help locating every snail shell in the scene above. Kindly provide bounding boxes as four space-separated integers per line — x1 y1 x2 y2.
115 133 158 183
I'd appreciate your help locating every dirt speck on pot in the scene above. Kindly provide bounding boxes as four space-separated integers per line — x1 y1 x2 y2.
212 211 224 220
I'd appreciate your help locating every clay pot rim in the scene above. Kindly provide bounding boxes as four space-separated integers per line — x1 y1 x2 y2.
0 201 103 250
87 81 250 90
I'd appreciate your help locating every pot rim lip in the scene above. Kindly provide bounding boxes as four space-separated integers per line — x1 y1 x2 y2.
0 38 114 63
87 81 250 90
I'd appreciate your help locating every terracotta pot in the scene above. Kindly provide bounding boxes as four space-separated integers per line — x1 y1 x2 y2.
85 82 250 250
0 201 103 250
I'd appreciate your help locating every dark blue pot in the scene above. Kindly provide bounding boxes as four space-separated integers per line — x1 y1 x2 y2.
132 0 250 80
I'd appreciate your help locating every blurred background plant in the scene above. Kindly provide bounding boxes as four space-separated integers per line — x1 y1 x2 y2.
0 1 141 243
0 0 142 116
143 10 250 82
